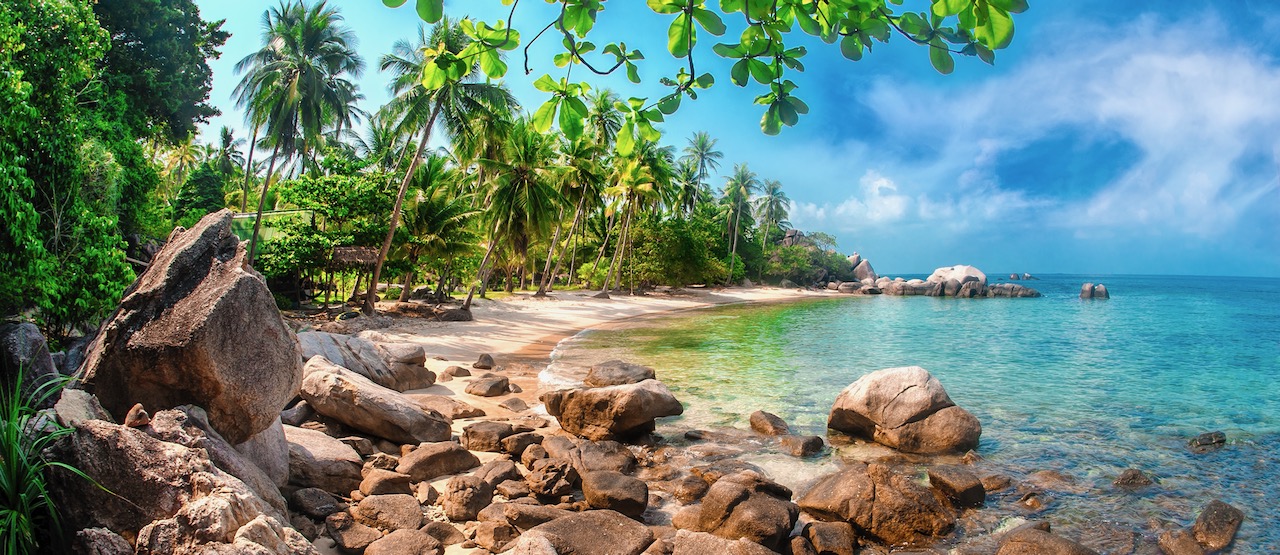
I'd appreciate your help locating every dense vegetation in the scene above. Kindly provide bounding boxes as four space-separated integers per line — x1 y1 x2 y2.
3 0 1018 334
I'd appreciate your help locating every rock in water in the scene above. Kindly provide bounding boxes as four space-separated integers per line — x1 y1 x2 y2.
827 366 980 454
797 462 956 547
542 379 684 441
80 210 302 444
1192 500 1244 551
584 360 657 387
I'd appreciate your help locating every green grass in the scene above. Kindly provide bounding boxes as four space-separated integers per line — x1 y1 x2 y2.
0 370 91 555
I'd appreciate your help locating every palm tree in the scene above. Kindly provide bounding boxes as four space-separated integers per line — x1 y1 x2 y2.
754 179 790 248
672 159 702 216
679 131 723 214
234 0 365 261
586 89 623 149
394 154 479 301
723 163 760 286
464 118 563 309
366 18 518 314
597 153 662 296
212 126 246 179
535 135 605 296
352 110 410 173
162 135 206 200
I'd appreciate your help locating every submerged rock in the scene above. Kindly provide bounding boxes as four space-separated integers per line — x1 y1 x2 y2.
797 462 956 547
827 366 981 454
80 210 302 444
1192 500 1244 551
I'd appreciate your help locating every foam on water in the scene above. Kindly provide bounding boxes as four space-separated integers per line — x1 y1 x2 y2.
547 274 1280 552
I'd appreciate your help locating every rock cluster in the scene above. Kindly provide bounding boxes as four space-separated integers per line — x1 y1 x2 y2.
1080 282 1111 299
829 262 1042 298
541 361 683 441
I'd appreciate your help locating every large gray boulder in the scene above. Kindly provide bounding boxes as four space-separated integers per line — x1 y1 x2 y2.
584 360 657 387
542 379 684 441
80 210 302 444
300 356 451 445
927 265 987 287
797 462 956 547
827 366 980 454
853 259 877 282
283 424 362 495
298 332 434 391
0 322 60 408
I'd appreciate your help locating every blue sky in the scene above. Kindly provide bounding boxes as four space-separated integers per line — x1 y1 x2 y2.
194 1 1280 277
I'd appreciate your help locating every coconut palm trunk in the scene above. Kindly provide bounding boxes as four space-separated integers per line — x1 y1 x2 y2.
599 207 633 297
533 207 568 297
546 193 589 294
247 142 282 262
726 202 743 286
463 222 502 311
364 105 441 315
239 127 259 212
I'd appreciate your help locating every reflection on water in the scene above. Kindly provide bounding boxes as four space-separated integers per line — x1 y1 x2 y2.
548 275 1280 552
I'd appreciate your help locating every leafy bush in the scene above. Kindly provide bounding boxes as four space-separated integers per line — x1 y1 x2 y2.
576 260 609 289
0 369 91 554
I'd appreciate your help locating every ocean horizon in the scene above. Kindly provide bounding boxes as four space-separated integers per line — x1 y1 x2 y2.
548 273 1280 552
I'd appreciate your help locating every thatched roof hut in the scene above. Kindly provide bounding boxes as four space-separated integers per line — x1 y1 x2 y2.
328 246 378 271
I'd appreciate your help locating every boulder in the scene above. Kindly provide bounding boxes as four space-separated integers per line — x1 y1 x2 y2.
466 374 511 397
353 493 423 531
542 379 684 441
582 470 649 517
836 282 859 294
291 488 343 519
365 529 442 555
585 360 657 387
827 366 980 454
475 521 521 551
853 260 877 282
797 462 956 547
408 393 484 420
325 511 382 553
672 530 775 555
501 397 529 412
233 417 290 487
927 466 985 509
421 521 466 545
1192 500 1244 551
1113 468 1153 489
462 421 517 452
803 521 856 555
474 353 496 370
360 468 413 496
54 388 113 428
74 528 133 555
527 457 579 498
298 331 411 390
47 419 285 539
1079 283 1095 299
300 356 451 444
686 471 798 552
501 503 574 531
80 211 302 444
996 524 1098 555
283 425 362 494
847 253 862 268
501 431 543 459
0 322 60 409
1094 284 1110 299
375 342 427 366
443 475 494 521
748 410 789 436
927 265 987 288
396 441 481 482
1189 431 1226 453
522 510 655 555
135 508 313 555
474 459 523 488
781 435 824 457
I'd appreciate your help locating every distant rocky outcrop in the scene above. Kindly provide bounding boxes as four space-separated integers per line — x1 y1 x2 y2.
1080 282 1110 299
80 210 302 445
828 366 981 454
829 261 1040 298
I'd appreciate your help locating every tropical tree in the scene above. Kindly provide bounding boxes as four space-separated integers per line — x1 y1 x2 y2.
598 152 663 296
754 179 791 248
585 89 623 149
211 126 246 178
234 0 365 261
366 17 518 314
722 163 760 285
535 135 605 296
679 131 723 210
393 154 478 301
464 118 563 309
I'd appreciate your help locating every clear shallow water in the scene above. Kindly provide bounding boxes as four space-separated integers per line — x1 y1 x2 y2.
549 275 1280 552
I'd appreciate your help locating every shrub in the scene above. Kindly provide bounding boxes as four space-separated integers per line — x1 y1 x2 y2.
0 369 92 554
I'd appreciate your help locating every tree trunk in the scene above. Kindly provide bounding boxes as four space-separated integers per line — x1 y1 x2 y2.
534 207 568 297
398 265 414 302
598 207 631 297
462 235 499 311
239 127 259 212
247 142 282 263
434 261 452 303
350 271 363 302
759 220 772 282
547 194 588 294
589 211 614 287
364 105 441 315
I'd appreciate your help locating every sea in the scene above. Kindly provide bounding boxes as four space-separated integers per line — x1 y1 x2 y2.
545 274 1280 553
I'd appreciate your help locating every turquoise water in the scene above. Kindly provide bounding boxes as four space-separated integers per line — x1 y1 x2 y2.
550 275 1280 552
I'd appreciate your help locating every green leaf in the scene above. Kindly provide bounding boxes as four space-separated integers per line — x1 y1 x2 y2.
692 8 726 36
974 6 1014 49
795 8 821 35
747 58 773 84
657 94 682 114
840 35 863 61
479 50 507 78
383 0 408 7
776 100 798 126
694 72 715 88
761 105 782 135
730 58 750 86
626 63 641 84
559 99 585 139
415 0 444 23
533 74 559 93
713 42 745 57
668 13 694 58
929 39 955 74
785 95 809 115
988 0 1029 14
975 42 995 64
931 0 970 18
616 120 636 156
637 119 661 141
532 98 559 133
647 0 683 15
